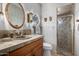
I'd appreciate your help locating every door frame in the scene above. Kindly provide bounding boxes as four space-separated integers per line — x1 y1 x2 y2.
56 14 75 55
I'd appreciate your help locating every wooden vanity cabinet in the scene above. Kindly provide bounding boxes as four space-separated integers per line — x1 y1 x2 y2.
33 45 43 56
9 38 43 56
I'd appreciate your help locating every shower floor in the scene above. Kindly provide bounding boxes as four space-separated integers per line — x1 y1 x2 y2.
51 50 73 56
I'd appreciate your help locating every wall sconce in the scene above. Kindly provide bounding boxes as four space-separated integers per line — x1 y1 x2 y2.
27 12 33 23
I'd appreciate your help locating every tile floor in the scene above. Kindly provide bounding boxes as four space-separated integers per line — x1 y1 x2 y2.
51 50 73 56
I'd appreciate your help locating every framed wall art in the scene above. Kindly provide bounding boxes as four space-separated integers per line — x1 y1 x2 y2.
44 18 47 22
49 16 52 21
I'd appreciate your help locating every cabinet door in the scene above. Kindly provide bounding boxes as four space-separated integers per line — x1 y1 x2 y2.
9 44 33 56
9 38 43 56
33 45 43 56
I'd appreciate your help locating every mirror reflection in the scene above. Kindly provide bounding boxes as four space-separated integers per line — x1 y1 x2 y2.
5 3 25 29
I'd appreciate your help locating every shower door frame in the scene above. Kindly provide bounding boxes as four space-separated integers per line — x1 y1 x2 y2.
56 14 75 55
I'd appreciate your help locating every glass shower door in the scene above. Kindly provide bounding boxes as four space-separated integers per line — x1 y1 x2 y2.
57 15 74 55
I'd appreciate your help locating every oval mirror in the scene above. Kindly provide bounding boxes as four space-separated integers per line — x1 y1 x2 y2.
32 14 40 34
5 3 25 29
32 14 39 26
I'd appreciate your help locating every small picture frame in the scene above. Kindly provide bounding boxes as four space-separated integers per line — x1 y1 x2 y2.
76 19 79 22
49 16 52 21
44 18 47 22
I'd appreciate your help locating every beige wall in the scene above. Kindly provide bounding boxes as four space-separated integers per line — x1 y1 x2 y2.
41 3 57 51
75 3 79 55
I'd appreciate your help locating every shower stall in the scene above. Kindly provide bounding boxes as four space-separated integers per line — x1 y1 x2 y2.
57 4 75 55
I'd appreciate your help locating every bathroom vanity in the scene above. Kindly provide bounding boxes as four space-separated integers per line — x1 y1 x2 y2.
0 35 43 56
0 3 43 56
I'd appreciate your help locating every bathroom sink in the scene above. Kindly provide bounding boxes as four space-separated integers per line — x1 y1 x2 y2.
0 35 33 42
0 38 13 42
15 35 32 40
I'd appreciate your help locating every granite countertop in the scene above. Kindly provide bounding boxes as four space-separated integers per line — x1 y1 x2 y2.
0 35 43 55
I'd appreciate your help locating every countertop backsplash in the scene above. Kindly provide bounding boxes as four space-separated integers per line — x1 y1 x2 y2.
0 30 9 39
0 29 32 39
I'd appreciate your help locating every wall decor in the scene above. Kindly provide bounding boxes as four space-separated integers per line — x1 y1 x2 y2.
32 14 40 34
76 19 79 22
49 16 52 21
32 14 39 25
44 18 47 22
27 12 33 23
